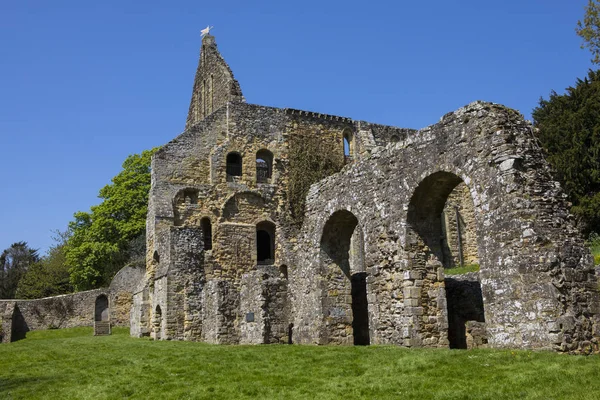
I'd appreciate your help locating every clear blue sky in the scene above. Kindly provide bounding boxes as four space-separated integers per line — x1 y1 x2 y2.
0 0 594 255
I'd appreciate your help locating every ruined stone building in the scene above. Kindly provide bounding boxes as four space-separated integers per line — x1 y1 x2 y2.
129 33 600 353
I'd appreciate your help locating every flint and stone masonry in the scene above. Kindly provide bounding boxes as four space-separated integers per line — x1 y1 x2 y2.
126 34 598 353
1 34 593 353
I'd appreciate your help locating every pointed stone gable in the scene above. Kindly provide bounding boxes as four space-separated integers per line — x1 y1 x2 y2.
185 34 244 129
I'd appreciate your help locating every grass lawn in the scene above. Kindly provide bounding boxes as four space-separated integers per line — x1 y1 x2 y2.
1 328 600 399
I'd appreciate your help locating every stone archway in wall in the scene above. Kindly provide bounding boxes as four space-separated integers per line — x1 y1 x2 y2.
320 210 369 345
406 171 486 349
94 295 111 336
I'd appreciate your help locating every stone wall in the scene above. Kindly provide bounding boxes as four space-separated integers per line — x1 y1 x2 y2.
294 102 600 353
186 34 244 129
134 34 600 354
0 289 105 342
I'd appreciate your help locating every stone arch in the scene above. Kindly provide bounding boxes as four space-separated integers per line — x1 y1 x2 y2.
279 264 288 279
256 221 275 265
343 129 354 163
226 152 243 181
320 210 370 345
221 191 267 222
201 217 212 250
94 294 111 335
95 295 110 322
256 149 273 183
406 171 485 349
173 188 199 226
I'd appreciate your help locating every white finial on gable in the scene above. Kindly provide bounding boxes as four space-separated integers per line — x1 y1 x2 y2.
201 26 214 37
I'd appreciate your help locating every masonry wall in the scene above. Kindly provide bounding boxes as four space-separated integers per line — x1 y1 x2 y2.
294 101 600 353
0 289 105 342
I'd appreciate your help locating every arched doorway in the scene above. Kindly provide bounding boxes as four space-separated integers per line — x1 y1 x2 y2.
406 171 485 349
256 221 275 265
94 295 111 335
320 210 369 345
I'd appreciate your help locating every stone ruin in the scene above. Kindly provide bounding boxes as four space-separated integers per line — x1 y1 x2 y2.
0 265 143 343
127 33 600 354
2 34 598 353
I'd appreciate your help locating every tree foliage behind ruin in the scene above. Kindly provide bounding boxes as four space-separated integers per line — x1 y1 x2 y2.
287 133 344 228
577 0 600 65
533 69 600 235
65 148 158 290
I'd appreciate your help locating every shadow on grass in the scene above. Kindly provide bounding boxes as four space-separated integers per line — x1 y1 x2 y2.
0 375 57 395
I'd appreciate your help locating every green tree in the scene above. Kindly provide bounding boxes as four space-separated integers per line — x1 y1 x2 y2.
532 69 600 235
65 148 158 290
16 230 73 299
577 0 600 64
0 242 39 299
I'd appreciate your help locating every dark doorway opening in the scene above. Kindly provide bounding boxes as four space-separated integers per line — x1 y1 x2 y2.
95 295 109 322
201 217 212 250
320 210 370 345
257 221 275 265
11 305 28 342
351 272 370 345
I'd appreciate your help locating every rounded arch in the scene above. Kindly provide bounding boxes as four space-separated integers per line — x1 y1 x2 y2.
406 170 484 349
95 295 109 322
256 149 274 183
342 128 354 162
279 264 288 279
173 188 199 226
220 191 268 223
320 209 369 345
226 151 243 181
406 170 481 269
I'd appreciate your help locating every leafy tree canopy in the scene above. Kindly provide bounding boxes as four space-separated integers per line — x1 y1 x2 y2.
65 148 158 290
0 242 39 299
532 69 600 235
577 0 600 64
16 230 73 299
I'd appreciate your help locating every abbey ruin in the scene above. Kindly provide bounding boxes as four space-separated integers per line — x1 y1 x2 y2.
3 33 598 353
122 33 600 353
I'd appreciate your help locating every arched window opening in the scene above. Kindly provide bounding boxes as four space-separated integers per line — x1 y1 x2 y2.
209 74 214 114
256 221 275 265
201 217 212 251
390 135 400 143
256 149 273 183
320 210 370 345
279 264 288 279
226 152 243 181
343 130 354 164
153 251 160 264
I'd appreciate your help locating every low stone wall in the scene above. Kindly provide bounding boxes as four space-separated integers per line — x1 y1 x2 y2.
0 265 144 343
0 289 106 342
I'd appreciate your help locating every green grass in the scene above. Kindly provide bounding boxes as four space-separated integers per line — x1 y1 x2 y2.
444 263 480 276
2 328 600 399
591 246 600 265
587 233 600 265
